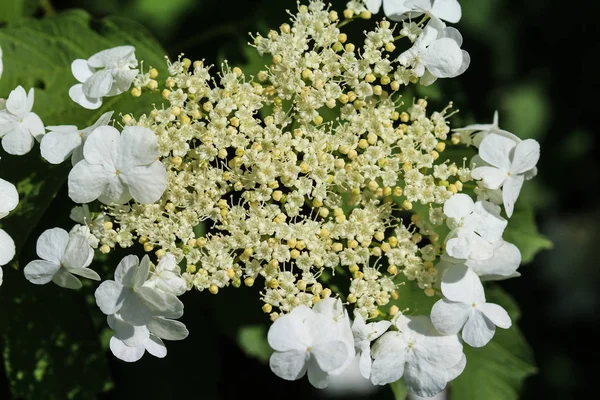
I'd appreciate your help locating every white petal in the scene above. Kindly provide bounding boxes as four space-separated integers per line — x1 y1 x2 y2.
51 267 82 289
117 126 160 168
502 175 524 218
0 178 19 215
422 38 463 78
121 161 166 204
22 113 44 141
472 201 507 242
82 125 120 165
110 69 138 94
478 134 515 170
68 266 100 281
6 86 29 117
147 318 189 341
120 292 155 326
419 70 438 86
471 166 507 190
40 128 82 164
366 0 382 13
67 161 113 204
87 46 136 68
359 349 372 379
137 286 184 319
430 299 470 334
69 84 102 110
467 240 521 278
443 193 474 220
0 229 16 266
144 335 167 358
446 354 467 381
431 0 462 23
445 229 494 261
511 139 540 174
114 254 140 285
109 336 145 362
462 310 496 347
370 351 405 385
0 267 3 286
82 69 113 98
35 228 69 264
307 356 329 389
23 260 60 284
133 255 151 287
1 125 35 155
383 0 420 21
71 59 94 83
449 49 470 78
61 233 92 269
99 176 130 205
95 280 126 315
439 27 463 46
269 350 308 381
479 303 512 329
404 360 448 397
107 314 149 347
312 340 349 373
367 320 393 341
441 264 485 304
267 306 312 351
83 111 114 138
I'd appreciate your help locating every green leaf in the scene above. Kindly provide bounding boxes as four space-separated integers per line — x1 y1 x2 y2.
389 379 409 400
237 325 272 363
503 205 553 264
451 285 537 400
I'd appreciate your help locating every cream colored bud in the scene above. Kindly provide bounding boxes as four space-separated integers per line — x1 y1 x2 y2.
244 277 255 287
99 244 111 254
389 305 399 316
209 284 219 294
424 288 435 297
131 87 141 97
343 9 354 19
402 200 413 210
143 242 154 252
262 303 272 313
387 265 398 275
347 294 357 303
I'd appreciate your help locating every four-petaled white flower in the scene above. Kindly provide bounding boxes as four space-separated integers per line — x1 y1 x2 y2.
352 311 391 379
69 46 138 109
366 0 461 23
268 304 354 389
431 264 512 347
94 254 183 326
0 86 44 155
443 193 507 260
40 111 113 165
370 315 464 397
144 253 187 296
398 17 470 85
68 125 167 205
0 177 19 285
23 227 99 289
471 133 540 217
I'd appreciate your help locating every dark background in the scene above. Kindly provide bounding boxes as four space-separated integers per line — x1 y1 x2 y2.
2 0 599 398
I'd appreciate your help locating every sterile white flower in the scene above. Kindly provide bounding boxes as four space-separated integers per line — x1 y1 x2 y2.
471 133 540 217
366 0 461 23
68 125 167 205
69 46 138 109
94 254 183 326
40 111 113 165
352 311 391 379
313 298 356 378
23 227 99 289
268 304 353 389
0 86 44 155
443 194 507 260
431 264 511 347
370 315 464 397
398 17 470 85
144 253 187 296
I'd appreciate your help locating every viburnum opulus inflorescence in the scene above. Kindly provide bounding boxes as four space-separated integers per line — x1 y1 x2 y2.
1 0 542 397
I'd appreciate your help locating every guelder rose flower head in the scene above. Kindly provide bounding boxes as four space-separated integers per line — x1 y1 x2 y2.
0 86 45 155
23 228 99 289
370 314 464 396
366 0 461 23
68 125 167 205
431 264 511 347
41 111 113 165
268 303 354 389
471 133 540 217
398 17 470 85
69 45 138 109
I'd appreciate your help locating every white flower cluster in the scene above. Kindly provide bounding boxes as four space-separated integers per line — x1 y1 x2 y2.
0 0 543 395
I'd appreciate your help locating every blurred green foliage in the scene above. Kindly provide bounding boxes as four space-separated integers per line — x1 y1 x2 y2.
1 0 596 398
